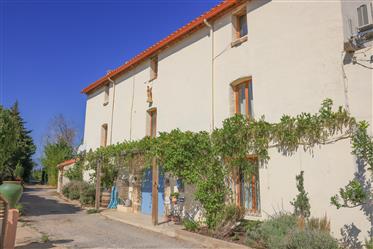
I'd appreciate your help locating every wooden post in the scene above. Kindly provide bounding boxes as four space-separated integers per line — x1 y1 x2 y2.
151 157 158 225
95 159 101 210
0 196 8 249
4 209 19 249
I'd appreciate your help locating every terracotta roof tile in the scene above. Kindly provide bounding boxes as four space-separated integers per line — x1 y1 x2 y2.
57 159 77 168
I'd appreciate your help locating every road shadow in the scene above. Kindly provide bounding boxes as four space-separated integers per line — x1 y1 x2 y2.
20 187 81 216
16 239 73 249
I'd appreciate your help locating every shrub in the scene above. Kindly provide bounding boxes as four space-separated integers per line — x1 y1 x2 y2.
79 182 95 206
183 218 199 232
62 182 72 197
67 181 82 200
246 213 297 249
287 229 339 249
247 213 339 249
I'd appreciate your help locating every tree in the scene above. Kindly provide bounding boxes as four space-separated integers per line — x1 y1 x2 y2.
41 141 74 186
10 102 36 180
41 115 77 185
0 106 18 180
0 103 35 181
45 114 76 146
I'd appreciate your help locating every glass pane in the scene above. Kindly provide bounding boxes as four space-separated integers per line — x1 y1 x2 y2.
239 85 246 115
239 15 248 37
242 166 260 212
248 82 253 118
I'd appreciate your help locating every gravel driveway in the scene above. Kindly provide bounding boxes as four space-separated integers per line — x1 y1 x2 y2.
17 185 200 249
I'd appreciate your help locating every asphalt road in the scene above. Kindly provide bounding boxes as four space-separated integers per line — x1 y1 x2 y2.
18 185 200 249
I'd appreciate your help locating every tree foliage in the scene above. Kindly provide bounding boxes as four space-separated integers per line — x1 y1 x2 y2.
0 102 35 181
40 115 77 186
41 141 74 186
330 120 373 209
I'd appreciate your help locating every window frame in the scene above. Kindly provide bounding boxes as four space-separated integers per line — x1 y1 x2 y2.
357 4 369 27
232 5 247 41
237 13 248 38
233 80 252 118
103 85 109 106
235 156 260 214
148 108 157 138
101 123 108 147
150 56 158 81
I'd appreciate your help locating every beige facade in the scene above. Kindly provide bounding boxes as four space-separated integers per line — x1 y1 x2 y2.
82 0 373 241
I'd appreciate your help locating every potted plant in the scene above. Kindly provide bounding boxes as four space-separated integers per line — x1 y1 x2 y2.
0 163 24 209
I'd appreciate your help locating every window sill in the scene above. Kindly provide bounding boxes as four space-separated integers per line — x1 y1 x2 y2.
231 35 248 47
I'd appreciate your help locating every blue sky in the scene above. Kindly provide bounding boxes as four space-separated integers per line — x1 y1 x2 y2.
0 0 220 165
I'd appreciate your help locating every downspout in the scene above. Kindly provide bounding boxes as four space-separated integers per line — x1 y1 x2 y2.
204 19 215 131
129 75 135 140
108 77 116 145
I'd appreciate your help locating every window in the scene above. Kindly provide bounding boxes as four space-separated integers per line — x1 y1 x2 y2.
150 56 158 81
103 85 109 105
101 124 108 147
240 163 260 213
238 14 248 38
233 159 260 214
148 109 157 137
233 80 253 118
233 8 247 39
358 4 369 27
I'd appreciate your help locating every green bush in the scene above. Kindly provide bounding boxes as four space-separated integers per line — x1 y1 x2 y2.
247 214 340 249
287 229 339 249
246 213 297 249
183 219 199 232
62 182 72 197
62 181 95 206
67 181 81 200
79 182 95 206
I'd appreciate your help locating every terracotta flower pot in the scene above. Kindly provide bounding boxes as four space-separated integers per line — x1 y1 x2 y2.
0 181 23 209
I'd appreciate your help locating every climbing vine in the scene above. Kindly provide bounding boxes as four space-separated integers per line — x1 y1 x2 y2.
77 99 371 229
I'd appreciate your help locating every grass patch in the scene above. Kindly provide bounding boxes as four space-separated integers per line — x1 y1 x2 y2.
86 208 100 214
41 234 49 243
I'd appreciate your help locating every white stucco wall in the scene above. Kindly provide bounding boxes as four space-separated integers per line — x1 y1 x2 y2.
82 0 373 240
57 163 74 193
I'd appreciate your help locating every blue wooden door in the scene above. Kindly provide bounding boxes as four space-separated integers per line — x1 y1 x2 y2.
141 168 164 217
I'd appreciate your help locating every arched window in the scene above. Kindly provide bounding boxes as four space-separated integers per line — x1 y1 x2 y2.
231 77 253 118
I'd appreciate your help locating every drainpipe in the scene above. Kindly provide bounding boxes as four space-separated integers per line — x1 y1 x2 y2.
129 75 135 140
108 77 116 145
204 19 215 131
